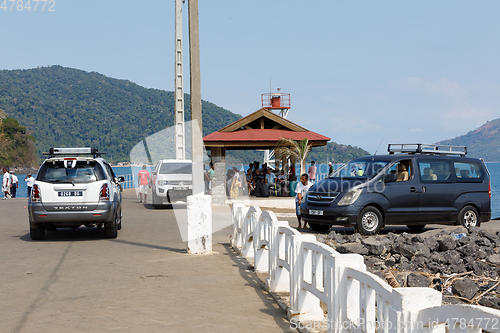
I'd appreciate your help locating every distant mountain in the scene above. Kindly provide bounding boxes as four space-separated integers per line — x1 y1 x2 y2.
0 66 241 162
437 118 500 161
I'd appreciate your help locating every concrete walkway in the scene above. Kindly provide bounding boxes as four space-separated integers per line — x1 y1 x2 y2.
0 189 296 333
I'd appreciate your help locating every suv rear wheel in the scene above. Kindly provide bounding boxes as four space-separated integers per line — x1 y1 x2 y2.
356 206 383 235
30 225 45 240
458 205 480 228
105 211 119 238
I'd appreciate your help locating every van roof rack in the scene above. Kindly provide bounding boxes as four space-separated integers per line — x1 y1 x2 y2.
46 147 102 158
388 144 467 157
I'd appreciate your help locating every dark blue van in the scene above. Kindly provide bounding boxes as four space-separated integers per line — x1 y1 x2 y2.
301 144 491 234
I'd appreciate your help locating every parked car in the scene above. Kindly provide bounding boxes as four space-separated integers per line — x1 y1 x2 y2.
151 159 192 208
28 147 124 240
301 144 491 234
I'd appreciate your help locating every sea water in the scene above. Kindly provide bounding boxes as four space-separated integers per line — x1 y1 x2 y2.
6 164 500 219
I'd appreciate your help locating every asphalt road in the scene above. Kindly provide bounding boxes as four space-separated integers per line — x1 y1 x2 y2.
0 190 296 333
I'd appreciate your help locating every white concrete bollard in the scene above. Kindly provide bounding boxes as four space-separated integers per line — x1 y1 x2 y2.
390 288 442 333
186 194 212 254
289 234 324 322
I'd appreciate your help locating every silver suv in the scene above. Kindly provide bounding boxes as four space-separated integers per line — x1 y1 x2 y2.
151 159 192 208
28 147 124 240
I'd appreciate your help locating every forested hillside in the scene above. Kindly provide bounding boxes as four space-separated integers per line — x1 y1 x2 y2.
0 66 241 162
0 65 370 164
0 109 38 168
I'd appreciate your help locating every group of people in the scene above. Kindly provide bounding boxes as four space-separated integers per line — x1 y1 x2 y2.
2 167 35 199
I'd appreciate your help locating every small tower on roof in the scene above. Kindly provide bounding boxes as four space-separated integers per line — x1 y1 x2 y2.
261 88 291 118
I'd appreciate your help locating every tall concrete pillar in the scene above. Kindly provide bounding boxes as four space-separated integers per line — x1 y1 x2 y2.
210 147 226 206
188 0 204 196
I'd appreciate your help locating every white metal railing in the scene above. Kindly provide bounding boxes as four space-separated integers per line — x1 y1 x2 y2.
118 174 135 190
231 204 500 333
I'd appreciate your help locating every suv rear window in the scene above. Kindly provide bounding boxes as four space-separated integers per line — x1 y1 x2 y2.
159 163 192 174
37 160 106 184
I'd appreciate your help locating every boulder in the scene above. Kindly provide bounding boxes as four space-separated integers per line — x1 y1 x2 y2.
327 231 344 244
437 235 457 251
361 238 387 256
486 254 500 266
452 279 479 300
476 237 492 248
423 237 440 252
407 273 430 287
392 243 419 260
411 234 424 243
413 243 431 258
346 233 362 243
442 250 462 266
479 297 500 310
457 243 487 259
336 242 369 255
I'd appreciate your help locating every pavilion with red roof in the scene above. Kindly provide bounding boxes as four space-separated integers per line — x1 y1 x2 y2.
204 108 330 156
203 108 330 204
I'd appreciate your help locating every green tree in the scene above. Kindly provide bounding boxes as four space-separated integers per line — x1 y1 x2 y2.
275 137 312 176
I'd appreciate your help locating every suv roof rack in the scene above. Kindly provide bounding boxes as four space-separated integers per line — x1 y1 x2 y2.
46 147 102 158
388 144 467 157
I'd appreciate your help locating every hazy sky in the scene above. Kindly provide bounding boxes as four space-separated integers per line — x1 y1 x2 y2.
1 0 500 154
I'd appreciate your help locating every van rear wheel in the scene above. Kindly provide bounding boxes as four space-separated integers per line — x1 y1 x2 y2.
458 205 480 228
356 207 383 235
30 225 45 240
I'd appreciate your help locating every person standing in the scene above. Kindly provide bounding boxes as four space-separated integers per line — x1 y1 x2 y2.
2 168 11 199
207 162 215 195
288 164 296 181
230 167 240 199
295 173 313 230
25 174 35 197
328 162 334 176
137 165 150 204
10 172 18 198
308 161 317 184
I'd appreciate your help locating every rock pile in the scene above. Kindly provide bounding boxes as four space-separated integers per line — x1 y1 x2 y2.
318 226 500 309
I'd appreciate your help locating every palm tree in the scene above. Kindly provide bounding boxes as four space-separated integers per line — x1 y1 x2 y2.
275 137 312 176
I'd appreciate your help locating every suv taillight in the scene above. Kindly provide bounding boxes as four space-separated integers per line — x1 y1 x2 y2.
32 184 41 202
100 183 110 201
489 181 491 199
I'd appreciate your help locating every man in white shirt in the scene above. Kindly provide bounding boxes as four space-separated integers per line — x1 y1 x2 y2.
10 172 18 198
25 174 35 197
295 173 313 230
2 168 11 199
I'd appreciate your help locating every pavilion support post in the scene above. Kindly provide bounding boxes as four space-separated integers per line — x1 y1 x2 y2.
210 147 226 206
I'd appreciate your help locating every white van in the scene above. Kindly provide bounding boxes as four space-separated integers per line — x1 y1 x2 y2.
151 159 192 208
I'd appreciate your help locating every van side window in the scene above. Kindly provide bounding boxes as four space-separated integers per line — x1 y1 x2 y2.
386 160 412 182
418 159 453 183
454 161 484 182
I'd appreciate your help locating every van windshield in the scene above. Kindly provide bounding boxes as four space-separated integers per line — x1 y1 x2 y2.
330 159 389 180
159 163 192 174
37 160 106 184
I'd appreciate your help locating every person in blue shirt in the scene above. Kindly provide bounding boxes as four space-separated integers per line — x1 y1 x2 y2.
265 168 276 185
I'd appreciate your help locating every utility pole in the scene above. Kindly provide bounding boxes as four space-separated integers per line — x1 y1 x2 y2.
174 0 185 160
186 0 211 255
188 0 203 195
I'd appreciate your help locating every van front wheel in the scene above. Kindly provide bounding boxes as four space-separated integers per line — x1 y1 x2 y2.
356 207 383 235
458 205 480 228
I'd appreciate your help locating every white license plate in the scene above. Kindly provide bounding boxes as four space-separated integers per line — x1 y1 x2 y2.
309 210 323 216
58 191 83 197
173 186 188 190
